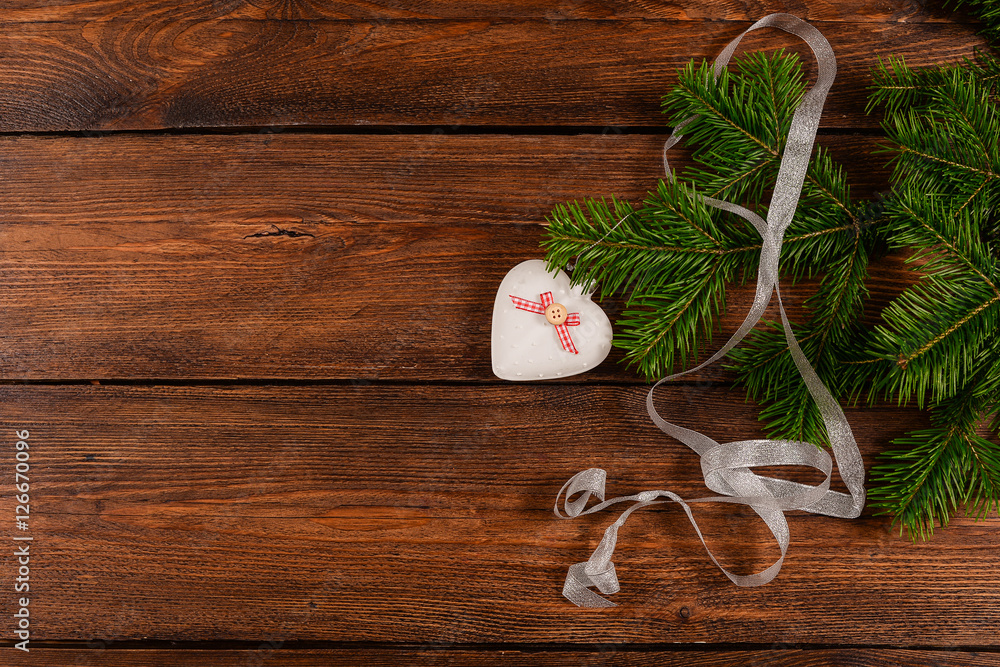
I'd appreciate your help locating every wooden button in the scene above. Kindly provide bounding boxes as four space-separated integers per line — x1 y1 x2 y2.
544 302 568 325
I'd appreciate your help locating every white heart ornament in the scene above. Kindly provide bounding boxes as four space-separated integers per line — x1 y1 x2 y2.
492 260 613 380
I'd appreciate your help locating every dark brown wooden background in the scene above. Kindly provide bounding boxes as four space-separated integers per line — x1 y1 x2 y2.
0 1 997 666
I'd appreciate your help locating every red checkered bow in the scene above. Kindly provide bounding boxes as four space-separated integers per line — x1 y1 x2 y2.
509 291 581 354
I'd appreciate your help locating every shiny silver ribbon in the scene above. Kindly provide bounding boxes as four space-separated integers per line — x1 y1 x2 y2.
555 13 865 608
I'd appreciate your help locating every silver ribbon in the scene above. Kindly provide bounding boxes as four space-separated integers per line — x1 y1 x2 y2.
555 14 865 608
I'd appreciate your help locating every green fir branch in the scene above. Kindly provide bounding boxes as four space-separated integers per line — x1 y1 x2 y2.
868 51 1000 117
544 50 881 382
730 221 877 445
949 0 1000 46
856 44 1000 536
868 372 1000 539
859 53 1000 416
539 39 1000 538
615 269 730 378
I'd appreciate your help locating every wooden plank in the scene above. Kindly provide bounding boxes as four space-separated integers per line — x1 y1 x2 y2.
0 133 902 381
0 20 983 132
0 0 972 23
5 648 1000 666
0 133 892 225
1 384 997 645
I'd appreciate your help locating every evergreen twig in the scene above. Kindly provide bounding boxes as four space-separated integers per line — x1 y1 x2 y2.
858 47 1000 536
541 36 1000 538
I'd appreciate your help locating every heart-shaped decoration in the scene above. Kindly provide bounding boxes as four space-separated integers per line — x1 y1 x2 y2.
491 260 613 380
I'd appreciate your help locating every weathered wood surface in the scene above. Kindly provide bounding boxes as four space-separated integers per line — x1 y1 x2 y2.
0 133 898 381
0 0 975 23
4 648 1000 666
0 19 984 132
1 384 997 647
0 0 995 665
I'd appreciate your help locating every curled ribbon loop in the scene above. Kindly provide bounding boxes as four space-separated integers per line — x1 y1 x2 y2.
555 13 866 607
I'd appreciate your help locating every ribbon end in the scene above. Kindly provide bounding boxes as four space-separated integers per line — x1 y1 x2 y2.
562 562 619 608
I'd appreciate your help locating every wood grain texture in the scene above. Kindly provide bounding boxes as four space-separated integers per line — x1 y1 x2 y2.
0 384 996 645
5 648 1000 666
0 0 992 660
0 20 984 132
0 0 972 23
0 133 900 381
0 133 892 225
